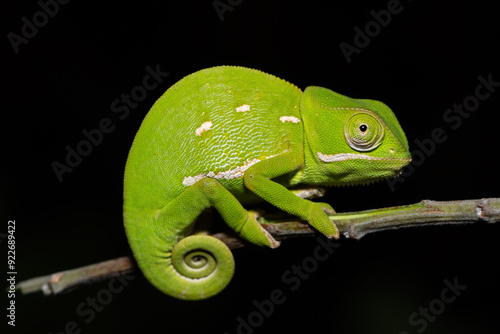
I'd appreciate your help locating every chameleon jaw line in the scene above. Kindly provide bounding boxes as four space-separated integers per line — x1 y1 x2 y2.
317 152 387 163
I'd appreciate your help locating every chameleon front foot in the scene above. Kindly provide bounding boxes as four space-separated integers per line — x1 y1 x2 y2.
305 202 340 239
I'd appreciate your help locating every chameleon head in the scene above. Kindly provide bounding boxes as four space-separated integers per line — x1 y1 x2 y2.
300 86 412 186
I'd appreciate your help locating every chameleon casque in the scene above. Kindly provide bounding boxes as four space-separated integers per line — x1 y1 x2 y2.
123 66 411 300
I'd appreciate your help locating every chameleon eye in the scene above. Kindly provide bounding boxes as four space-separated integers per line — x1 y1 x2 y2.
345 112 384 151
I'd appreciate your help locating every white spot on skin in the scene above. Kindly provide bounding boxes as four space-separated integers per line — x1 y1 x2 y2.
182 159 261 186
182 153 282 187
317 152 386 163
317 152 412 163
182 174 207 187
279 116 301 123
236 104 251 112
195 121 212 136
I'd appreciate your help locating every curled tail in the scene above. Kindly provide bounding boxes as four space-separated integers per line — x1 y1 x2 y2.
130 231 235 300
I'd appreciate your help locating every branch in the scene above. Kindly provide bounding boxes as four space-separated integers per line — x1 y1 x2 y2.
17 198 500 296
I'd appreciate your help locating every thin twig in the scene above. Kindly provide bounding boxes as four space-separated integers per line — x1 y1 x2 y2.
17 257 135 295
17 198 500 296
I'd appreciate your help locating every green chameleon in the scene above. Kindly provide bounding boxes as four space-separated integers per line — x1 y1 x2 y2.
123 66 411 300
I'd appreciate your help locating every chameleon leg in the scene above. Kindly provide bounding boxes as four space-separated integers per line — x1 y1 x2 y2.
184 177 280 248
127 177 278 300
244 151 340 239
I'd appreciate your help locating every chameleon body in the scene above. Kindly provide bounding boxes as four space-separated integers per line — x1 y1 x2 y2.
123 66 411 300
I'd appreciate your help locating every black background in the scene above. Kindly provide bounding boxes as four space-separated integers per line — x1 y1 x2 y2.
3 0 500 333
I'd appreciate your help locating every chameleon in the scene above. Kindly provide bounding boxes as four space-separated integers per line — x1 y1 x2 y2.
123 66 411 300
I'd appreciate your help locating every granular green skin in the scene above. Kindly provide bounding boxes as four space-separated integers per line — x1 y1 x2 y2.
123 66 411 300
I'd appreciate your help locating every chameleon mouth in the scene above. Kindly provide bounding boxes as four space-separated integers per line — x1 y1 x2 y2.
317 151 412 183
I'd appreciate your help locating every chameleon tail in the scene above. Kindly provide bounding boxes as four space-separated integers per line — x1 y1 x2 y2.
169 235 234 300
133 233 235 300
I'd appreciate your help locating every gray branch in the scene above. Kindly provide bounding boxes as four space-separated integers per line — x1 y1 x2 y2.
17 198 500 296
